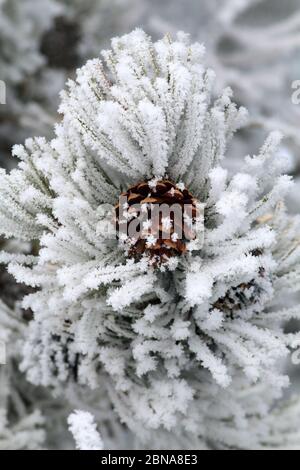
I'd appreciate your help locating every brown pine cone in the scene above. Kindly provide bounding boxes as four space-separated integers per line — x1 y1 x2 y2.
115 179 199 266
213 253 265 317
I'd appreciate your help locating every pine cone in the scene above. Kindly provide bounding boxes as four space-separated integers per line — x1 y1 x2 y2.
115 179 199 266
213 252 265 317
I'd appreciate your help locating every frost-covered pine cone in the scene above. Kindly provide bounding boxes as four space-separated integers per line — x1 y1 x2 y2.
1 29 300 448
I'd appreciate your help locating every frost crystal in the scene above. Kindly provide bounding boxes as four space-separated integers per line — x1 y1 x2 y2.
68 410 103 450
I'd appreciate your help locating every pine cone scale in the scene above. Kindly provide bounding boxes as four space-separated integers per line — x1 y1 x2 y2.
116 179 198 265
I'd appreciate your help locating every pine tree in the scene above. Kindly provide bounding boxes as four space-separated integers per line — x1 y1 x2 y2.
1 29 300 450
